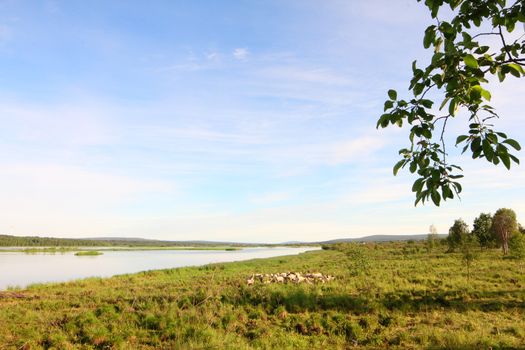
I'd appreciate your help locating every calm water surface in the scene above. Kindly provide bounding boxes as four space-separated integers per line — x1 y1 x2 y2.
0 247 319 290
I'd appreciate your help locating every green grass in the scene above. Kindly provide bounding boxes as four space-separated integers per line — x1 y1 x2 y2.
21 247 73 254
1 241 524 349
74 251 103 256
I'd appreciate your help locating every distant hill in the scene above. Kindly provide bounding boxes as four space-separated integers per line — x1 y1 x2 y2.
0 233 447 248
319 234 447 244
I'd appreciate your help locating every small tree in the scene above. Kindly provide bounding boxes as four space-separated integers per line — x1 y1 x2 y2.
472 213 494 250
491 208 518 255
461 234 478 282
345 244 371 277
510 233 525 260
427 224 439 253
447 219 470 252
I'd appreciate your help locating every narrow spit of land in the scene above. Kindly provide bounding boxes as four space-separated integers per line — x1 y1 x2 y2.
1 242 524 349
0 246 243 253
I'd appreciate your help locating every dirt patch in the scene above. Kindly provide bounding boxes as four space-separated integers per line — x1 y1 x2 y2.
0 291 34 300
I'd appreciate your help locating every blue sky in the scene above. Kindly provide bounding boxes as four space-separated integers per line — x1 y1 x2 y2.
0 0 523 242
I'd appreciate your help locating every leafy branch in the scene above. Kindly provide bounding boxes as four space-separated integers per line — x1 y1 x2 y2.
378 0 524 206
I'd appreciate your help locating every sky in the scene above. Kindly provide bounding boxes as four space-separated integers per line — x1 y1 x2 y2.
0 0 523 243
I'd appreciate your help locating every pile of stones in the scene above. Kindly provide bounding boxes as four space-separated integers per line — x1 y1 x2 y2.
246 272 335 285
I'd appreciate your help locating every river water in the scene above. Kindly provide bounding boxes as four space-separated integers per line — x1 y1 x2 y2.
0 247 318 290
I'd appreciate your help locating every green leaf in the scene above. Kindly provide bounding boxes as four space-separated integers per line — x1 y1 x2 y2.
376 114 390 129
452 182 462 194
388 89 397 100
431 169 440 183
480 88 491 101
431 190 441 206
507 63 524 76
439 97 450 111
486 133 498 144
393 160 405 176
409 161 417 173
482 139 493 161
420 99 433 108
502 139 521 151
455 135 468 145
463 54 479 69
470 85 482 100
421 128 432 139
412 178 424 193
500 152 511 170
497 67 506 82
413 83 424 96
414 193 423 207
442 185 452 199
423 27 435 49
448 98 457 116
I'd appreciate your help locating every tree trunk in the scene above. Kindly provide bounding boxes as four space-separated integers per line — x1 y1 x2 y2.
502 230 509 255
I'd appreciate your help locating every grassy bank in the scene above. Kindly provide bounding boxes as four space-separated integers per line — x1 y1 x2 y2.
0 242 524 349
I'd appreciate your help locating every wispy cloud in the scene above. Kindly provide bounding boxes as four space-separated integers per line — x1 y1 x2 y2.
258 66 351 85
233 47 249 60
0 162 177 235
0 100 116 148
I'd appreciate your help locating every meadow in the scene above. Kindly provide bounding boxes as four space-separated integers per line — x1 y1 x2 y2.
0 241 524 349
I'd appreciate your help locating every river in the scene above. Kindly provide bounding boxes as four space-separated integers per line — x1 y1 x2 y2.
0 246 319 290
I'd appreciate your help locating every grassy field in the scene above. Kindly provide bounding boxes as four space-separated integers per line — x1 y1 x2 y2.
0 241 524 349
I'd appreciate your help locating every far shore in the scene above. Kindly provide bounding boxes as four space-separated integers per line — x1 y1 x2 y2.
0 246 246 253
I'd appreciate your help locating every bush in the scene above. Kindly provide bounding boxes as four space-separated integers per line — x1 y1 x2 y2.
509 233 525 260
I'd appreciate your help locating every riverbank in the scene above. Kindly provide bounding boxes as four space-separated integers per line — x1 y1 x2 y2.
1 242 524 349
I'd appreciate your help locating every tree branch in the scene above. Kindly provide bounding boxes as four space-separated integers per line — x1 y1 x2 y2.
498 25 513 62
472 31 499 39
440 115 450 164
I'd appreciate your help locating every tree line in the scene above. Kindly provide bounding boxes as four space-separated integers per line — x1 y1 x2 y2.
0 234 246 247
446 208 525 256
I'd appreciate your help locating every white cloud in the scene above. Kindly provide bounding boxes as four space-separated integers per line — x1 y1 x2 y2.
326 136 386 165
268 134 387 168
0 163 176 235
0 100 116 147
0 163 173 206
206 51 219 61
233 47 249 60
